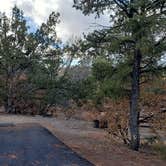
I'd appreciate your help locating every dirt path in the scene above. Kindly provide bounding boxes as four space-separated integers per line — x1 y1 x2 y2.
0 114 165 166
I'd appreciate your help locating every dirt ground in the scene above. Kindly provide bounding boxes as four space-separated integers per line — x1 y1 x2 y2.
0 114 165 166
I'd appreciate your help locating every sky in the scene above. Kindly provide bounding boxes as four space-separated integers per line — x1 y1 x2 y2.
0 0 110 42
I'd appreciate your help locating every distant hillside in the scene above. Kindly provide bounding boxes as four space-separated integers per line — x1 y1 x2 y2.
67 66 91 81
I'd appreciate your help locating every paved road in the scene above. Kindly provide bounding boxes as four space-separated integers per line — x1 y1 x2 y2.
0 123 93 166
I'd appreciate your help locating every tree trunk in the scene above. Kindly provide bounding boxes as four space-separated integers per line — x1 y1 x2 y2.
6 97 13 113
129 49 142 151
5 80 15 113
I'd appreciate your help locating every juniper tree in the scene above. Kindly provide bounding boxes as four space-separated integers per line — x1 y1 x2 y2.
0 6 38 113
0 7 70 113
73 0 166 150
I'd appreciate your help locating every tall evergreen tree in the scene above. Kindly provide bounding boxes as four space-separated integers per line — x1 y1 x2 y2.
73 0 166 150
0 6 37 113
0 7 71 113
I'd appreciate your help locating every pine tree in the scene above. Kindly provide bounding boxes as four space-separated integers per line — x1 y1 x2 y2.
73 0 166 150
0 7 66 113
0 6 36 113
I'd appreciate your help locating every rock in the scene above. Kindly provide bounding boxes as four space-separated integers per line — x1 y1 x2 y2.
0 106 5 113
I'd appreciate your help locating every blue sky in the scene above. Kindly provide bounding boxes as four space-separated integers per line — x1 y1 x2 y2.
25 17 38 33
0 0 109 42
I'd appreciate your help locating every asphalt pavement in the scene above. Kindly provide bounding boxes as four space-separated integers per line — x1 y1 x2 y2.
0 123 94 166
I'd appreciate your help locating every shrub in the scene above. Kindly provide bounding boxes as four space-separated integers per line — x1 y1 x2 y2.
104 99 130 145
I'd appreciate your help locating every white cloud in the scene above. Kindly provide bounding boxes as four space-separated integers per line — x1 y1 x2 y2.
0 0 109 42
